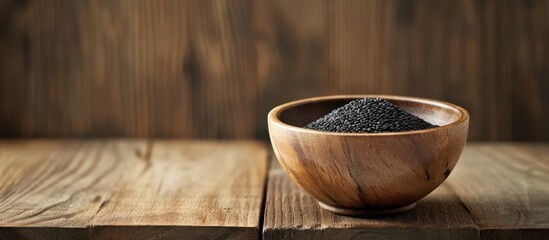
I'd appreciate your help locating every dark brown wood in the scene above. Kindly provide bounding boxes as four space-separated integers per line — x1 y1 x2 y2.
0 0 194 138
0 0 256 138
268 95 469 216
1 0 549 140
186 0 257 138
0 140 268 240
263 143 549 239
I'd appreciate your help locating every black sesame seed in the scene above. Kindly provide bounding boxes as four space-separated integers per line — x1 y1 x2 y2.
304 98 438 133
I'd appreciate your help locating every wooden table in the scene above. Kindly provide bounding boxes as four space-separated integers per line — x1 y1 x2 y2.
1 141 548 240
264 143 549 240
0 140 268 240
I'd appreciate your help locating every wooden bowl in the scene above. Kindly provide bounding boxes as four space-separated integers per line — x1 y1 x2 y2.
267 95 469 216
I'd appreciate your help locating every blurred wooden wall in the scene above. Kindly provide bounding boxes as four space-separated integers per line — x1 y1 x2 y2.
1 0 548 140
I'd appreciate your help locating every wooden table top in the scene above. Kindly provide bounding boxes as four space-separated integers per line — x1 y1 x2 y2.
0 141 548 240
0 140 268 240
264 143 549 239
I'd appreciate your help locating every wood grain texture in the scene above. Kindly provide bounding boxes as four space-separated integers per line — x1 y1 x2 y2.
263 143 549 239
0 140 268 240
1 0 549 140
256 0 549 141
0 0 256 138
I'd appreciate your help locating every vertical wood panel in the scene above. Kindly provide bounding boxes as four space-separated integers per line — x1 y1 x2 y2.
296 0 548 141
124 0 191 137
0 0 29 137
1 0 193 137
327 0 486 139
187 0 256 138
253 0 329 138
1 0 549 140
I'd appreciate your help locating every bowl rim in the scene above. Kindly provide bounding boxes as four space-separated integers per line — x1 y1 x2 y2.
268 95 469 136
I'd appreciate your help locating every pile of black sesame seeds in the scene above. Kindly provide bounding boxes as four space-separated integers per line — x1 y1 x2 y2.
305 98 437 133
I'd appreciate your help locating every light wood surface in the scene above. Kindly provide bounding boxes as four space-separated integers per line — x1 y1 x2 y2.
2 0 549 141
263 143 549 239
0 140 268 240
268 95 469 215
1 141 548 239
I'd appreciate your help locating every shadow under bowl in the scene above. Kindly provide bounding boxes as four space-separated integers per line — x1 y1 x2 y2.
267 95 469 216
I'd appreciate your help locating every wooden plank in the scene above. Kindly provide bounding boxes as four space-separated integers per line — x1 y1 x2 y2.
0 140 268 240
252 0 329 139
449 144 549 230
187 0 257 138
263 143 549 239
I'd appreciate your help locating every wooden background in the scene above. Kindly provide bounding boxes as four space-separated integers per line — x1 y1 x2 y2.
1 0 548 140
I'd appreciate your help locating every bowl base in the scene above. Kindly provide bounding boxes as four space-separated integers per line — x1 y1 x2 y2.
318 202 417 217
